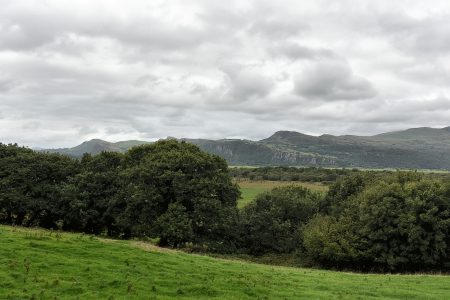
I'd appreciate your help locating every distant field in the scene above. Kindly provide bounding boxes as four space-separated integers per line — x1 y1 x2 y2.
1 225 450 299
237 180 329 208
230 165 450 173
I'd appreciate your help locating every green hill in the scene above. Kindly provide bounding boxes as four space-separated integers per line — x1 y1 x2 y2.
44 139 152 157
1 225 449 299
40 126 450 169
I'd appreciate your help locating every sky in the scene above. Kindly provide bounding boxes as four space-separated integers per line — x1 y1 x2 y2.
1 0 450 148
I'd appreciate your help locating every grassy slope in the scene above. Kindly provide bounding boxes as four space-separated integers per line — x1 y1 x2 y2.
2 226 449 299
237 180 328 208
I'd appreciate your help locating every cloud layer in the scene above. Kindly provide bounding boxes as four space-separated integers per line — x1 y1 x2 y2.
1 0 450 147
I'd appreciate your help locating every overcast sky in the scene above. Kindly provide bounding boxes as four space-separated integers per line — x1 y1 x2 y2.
1 0 450 148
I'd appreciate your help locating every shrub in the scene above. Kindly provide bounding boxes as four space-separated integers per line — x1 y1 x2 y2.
303 173 450 272
154 202 193 247
240 186 322 255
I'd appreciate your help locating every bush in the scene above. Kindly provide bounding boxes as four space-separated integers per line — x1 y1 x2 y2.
303 172 450 272
302 215 359 268
155 202 193 247
240 186 321 255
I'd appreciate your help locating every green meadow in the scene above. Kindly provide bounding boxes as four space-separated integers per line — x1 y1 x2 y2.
237 180 328 208
2 225 449 299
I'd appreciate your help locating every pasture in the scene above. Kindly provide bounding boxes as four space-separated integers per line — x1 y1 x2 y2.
1 225 449 299
237 180 328 208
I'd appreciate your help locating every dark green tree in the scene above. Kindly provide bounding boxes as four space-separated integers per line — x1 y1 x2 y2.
303 172 450 271
240 186 321 255
63 151 124 234
112 140 240 251
0 144 79 227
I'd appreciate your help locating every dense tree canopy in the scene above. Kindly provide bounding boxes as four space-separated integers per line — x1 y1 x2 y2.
112 141 240 251
0 144 79 227
0 141 240 251
303 172 450 271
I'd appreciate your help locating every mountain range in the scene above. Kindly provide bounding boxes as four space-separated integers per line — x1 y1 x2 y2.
41 127 450 170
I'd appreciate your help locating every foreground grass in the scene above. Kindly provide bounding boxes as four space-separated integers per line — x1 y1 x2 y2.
1 226 449 299
237 180 328 208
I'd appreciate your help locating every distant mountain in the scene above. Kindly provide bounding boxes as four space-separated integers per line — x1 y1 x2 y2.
44 139 151 157
181 137 337 167
40 127 450 169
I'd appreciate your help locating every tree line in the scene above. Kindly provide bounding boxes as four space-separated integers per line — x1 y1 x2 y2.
1 141 450 272
230 166 359 183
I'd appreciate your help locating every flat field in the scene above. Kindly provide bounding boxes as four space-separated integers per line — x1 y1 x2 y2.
2 225 448 299
237 180 328 208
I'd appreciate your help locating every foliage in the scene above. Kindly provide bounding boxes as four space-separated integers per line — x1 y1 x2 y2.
0 141 240 252
61 151 124 234
112 140 240 251
231 166 357 183
302 215 360 268
303 172 450 271
154 202 193 247
0 144 79 228
239 186 321 255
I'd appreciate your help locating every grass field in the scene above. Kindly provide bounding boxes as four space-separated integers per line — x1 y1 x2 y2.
237 180 329 208
1 225 450 299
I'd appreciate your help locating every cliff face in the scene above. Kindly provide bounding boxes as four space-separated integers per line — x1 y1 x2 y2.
270 150 338 166
182 139 338 167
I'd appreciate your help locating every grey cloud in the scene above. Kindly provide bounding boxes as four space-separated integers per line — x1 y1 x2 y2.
76 125 99 136
248 17 309 39
0 19 55 50
377 13 450 57
268 42 335 61
0 76 20 92
0 3 210 52
0 3 82 51
395 63 450 86
294 60 377 101
221 65 274 101
1 0 450 148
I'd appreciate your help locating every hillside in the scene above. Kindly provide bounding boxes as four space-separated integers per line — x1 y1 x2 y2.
44 139 152 156
1 225 449 299
40 126 450 169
